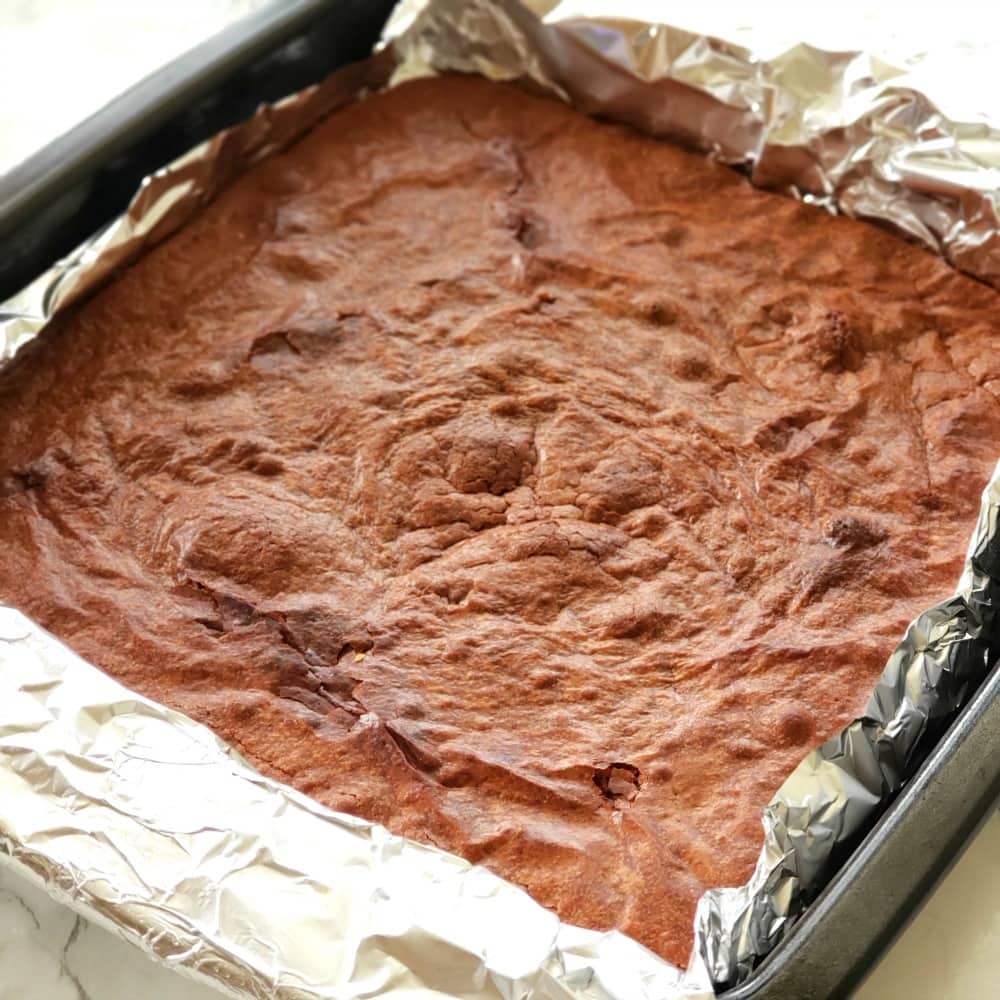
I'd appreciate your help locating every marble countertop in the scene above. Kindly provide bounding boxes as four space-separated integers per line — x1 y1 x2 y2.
0 810 996 999
0 864 219 1000
0 0 272 174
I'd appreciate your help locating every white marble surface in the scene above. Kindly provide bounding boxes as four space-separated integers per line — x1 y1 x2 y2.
0 810 996 999
0 0 274 173
0 863 219 1000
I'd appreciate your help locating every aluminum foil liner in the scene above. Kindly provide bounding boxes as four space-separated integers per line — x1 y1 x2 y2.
0 608 708 1000
2 2 1000 996
384 0 1000 290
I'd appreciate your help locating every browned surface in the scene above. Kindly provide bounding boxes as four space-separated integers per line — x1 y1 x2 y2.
2 76 999 966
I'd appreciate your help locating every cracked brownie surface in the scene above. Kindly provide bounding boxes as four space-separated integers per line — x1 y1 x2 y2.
2 76 999 965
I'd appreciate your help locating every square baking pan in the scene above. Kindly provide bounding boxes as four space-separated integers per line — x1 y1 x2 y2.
1 3 998 998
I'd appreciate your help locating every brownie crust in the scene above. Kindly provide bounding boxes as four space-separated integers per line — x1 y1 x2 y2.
2 76 999 964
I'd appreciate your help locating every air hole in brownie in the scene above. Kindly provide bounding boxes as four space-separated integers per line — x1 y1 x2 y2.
249 330 300 372
824 515 887 551
435 580 471 605
335 637 374 664
593 762 641 802
512 213 544 249
0 465 47 497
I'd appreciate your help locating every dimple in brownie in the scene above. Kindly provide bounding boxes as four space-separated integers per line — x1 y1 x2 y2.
2 75 999 966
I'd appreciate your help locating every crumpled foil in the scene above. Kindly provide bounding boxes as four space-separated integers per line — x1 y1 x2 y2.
2 2 999 997
384 0 1000 290
0 608 707 1000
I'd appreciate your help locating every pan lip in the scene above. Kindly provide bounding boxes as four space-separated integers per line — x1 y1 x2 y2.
0 0 335 238
2 8 998 993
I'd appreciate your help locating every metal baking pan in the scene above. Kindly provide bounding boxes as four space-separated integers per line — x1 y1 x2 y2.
726 661 999 1000
1 3 997 998
0 0 397 301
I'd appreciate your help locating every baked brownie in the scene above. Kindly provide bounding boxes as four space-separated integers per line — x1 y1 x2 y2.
2 76 998 966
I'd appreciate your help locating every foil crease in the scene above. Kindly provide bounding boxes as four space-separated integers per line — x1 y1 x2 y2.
1 2 999 997
695 469 1000 986
384 0 1000 289
0 608 709 1000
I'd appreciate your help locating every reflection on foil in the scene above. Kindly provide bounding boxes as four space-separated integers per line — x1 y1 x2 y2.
385 0 1000 288
0 607 708 999
1 1 999 996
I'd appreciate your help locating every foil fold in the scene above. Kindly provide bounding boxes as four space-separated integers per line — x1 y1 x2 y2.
385 0 1000 289
2 2 1000 996
0 607 708 999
